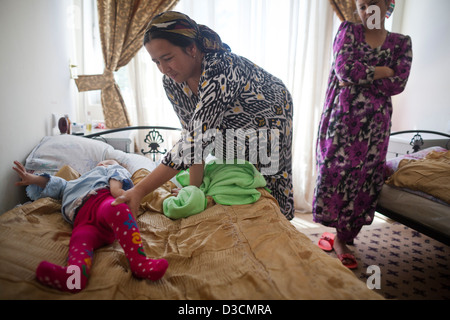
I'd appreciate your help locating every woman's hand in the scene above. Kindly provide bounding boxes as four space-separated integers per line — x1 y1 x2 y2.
171 188 180 196
339 81 352 87
112 163 180 217
111 188 142 218
109 179 125 199
374 66 395 80
339 66 394 87
339 67 395 87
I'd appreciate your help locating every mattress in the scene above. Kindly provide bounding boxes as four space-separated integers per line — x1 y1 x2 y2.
377 184 450 240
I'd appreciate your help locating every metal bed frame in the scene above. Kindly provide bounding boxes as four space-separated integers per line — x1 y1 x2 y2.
390 130 450 152
376 130 450 245
84 126 181 161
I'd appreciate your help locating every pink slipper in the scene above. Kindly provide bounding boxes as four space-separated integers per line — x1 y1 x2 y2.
318 232 335 252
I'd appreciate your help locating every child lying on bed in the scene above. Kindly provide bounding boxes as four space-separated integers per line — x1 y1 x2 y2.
12 160 168 293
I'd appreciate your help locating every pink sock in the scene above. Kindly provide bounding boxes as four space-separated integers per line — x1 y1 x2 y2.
36 227 96 293
101 201 168 281
36 261 88 293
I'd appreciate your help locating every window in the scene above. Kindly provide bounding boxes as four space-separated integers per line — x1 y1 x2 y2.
72 0 103 123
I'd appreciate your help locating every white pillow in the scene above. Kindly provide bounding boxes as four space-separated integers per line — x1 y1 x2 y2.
25 135 113 175
105 149 159 175
104 149 184 187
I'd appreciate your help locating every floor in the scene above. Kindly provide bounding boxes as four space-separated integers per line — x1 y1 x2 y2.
290 211 450 300
290 211 394 233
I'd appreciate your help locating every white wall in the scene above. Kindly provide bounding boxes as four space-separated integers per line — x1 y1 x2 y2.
0 0 76 213
391 0 450 133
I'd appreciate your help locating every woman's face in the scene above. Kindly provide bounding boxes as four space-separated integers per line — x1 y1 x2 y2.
145 38 198 84
356 0 389 27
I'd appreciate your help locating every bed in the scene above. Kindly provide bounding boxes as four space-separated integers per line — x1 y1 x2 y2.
376 130 450 246
0 127 382 300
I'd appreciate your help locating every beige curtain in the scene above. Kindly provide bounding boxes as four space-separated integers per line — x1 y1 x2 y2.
328 0 360 22
75 0 179 129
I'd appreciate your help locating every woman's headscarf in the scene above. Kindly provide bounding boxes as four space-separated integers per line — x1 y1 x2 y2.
145 11 230 53
386 0 395 18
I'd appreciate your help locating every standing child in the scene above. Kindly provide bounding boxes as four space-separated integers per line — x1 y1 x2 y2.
312 0 412 268
13 160 168 293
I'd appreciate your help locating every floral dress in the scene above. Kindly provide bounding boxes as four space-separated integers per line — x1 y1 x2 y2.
161 51 295 220
312 21 413 241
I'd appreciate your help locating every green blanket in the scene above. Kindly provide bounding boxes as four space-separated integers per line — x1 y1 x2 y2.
163 160 267 219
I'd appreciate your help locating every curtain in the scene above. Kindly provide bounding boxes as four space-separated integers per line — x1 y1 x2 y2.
127 0 336 213
288 0 335 213
329 0 360 22
75 0 179 129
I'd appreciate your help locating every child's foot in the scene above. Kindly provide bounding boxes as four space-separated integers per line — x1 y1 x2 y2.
36 261 88 293
130 258 168 281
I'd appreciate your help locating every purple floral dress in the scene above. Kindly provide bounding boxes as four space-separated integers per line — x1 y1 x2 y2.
312 21 413 242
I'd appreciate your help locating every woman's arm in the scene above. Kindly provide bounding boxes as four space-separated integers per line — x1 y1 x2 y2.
334 22 376 85
189 162 205 188
112 163 179 217
373 36 413 96
373 66 395 80
340 66 394 87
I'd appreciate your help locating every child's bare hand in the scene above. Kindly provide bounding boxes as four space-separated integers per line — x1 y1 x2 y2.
13 161 50 189
12 161 34 186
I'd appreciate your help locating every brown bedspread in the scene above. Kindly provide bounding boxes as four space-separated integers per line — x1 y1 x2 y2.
386 150 450 204
0 185 381 300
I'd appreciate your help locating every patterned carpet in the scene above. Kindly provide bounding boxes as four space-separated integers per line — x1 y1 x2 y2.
294 214 450 300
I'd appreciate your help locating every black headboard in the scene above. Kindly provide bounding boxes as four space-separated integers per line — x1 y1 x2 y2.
390 130 450 153
84 126 181 161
